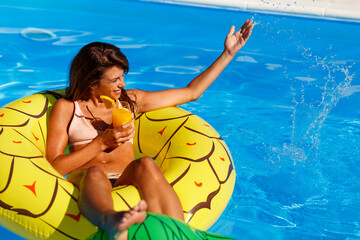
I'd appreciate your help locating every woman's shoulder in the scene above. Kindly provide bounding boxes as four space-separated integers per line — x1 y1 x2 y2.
48 98 75 131
126 89 140 98
51 98 74 116
127 89 145 105
54 98 74 106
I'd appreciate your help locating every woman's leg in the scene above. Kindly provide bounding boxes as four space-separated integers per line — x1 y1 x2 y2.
67 167 147 239
115 157 184 221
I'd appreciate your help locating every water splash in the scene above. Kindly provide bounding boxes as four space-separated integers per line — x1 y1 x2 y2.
285 50 355 164
249 14 356 167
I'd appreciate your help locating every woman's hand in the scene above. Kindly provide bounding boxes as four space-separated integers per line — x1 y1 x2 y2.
224 19 254 57
99 122 135 148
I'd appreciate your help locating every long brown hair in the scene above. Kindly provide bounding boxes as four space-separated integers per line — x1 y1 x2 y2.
64 42 135 113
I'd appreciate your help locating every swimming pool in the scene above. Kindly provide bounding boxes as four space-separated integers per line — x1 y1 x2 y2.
1 0 359 239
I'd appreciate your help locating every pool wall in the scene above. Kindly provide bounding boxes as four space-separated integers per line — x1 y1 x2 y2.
144 0 360 21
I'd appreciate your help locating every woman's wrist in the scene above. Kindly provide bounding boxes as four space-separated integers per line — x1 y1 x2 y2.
221 49 235 62
94 136 108 152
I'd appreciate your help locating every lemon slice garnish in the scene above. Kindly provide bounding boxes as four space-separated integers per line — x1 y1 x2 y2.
100 95 115 109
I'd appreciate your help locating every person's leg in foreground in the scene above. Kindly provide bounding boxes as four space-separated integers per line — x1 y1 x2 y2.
67 166 147 240
115 156 184 221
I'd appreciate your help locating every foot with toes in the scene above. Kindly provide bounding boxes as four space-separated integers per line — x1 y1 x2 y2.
103 200 147 240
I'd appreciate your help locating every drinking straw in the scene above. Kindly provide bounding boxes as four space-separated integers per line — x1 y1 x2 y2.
110 88 121 108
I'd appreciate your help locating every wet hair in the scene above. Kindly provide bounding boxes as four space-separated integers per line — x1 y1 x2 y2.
64 42 135 113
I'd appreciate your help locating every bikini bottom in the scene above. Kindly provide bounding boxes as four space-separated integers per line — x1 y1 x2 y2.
106 173 121 187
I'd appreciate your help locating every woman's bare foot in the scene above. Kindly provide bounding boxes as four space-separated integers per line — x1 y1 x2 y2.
117 200 147 232
103 200 147 240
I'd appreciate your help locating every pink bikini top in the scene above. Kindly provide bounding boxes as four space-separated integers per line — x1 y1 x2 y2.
68 101 103 147
68 101 133 147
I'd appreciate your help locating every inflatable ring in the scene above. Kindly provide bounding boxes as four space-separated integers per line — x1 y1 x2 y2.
0 93 235 239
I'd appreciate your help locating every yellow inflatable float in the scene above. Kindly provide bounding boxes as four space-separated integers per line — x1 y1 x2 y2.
0 92 235 239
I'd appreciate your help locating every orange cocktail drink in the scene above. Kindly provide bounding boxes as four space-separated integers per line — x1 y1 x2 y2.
100 92 133 130
112 102 132 129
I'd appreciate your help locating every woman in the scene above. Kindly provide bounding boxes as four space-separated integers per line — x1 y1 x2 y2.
46 19 253 239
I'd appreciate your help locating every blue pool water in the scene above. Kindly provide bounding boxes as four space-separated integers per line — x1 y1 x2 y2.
1 0 360 239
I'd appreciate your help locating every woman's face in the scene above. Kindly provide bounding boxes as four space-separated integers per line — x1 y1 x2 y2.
94 66 126 98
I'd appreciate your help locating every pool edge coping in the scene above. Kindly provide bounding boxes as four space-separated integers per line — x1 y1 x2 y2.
142 0 360 21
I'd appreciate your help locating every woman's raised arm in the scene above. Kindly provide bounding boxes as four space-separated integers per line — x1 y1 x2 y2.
131 20 254 113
